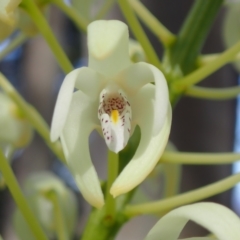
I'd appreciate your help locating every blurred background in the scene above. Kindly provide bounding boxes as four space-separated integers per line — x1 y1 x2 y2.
0 0 238 239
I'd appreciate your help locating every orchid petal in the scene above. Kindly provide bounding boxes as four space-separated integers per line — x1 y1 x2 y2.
145 202 240 240
88 20 131 77
118 62 169 134
50 67 104 142
60 91 104 208
110 84 172 197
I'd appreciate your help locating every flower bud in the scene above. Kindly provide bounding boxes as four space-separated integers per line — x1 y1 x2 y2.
0 92 32 149
13 172 78 239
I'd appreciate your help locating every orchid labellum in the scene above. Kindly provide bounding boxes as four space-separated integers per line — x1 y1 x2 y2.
51 20 172 208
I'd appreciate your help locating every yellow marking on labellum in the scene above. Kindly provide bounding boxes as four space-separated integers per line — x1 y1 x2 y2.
111 110 119 124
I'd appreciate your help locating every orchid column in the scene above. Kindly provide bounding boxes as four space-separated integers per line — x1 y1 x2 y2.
51 20 171 208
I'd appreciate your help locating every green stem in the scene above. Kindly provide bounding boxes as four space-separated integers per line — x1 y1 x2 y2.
162 164 181 198
81 207 125 240
185 85 240 100
105 151 119 223
124 173 240 216
94 0 116 20
0 149 47 240
0 73 66 163
197 53 219 67
169 0 223 74
118 0 163 71
161 151 240 164
129 0 176 47
0 33 27 61
198 52 240 67
52 0 88 32
173 39 240 90
20 0 73 74
45 190 69 240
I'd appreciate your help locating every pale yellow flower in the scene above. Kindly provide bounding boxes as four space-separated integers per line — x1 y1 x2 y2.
51 20 171 208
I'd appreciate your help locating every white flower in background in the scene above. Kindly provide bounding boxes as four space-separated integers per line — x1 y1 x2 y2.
13 172 77 239
145 202 240 240
51 20 171 208
0 0 21 25
0 92 32 152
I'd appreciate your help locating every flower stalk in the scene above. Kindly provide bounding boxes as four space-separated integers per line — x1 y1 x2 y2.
81 207 126 240
161 151 240 164
0 32 27 61
0 149 48 240
118 0 163 71
51 0 88 32
162 164 181 198
185 85 240 100
44 190 69 240
124 173 240 217
20 0 73 74
105 151 119 223
128 0 176 47
94 0 116 20
172 39 240 91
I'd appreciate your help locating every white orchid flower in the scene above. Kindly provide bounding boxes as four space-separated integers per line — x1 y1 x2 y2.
145 202 240 240
51 20 171 208
0 0 21 25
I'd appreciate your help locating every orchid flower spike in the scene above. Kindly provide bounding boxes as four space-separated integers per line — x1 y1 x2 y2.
51 20 172 208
